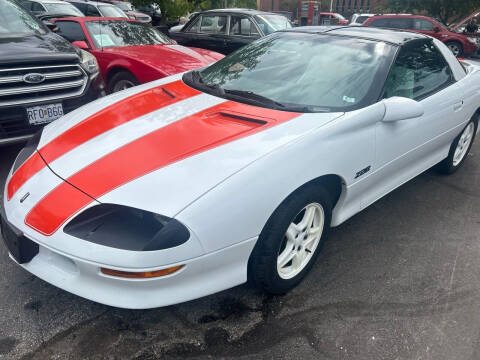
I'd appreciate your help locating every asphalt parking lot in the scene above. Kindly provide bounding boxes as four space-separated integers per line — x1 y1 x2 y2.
1 122 480 359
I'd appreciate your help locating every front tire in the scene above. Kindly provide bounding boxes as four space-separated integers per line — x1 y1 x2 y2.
436 116 477 174
446 41 463 57
248 184 332 294
108 71 139 93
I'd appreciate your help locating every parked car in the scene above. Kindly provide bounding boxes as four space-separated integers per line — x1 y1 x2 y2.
169 9 292 54
349 13 374 26
363 14 478 57
53 17 224 93
66 0 128 18
136 3 161 26
0 0 104 145
100 0 151 23
318 12 348 25
3 26 479 308
18 0 83 16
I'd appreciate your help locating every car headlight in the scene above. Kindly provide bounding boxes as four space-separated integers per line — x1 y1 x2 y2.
63 204 190 251
79 49 99 75
467 37 478 44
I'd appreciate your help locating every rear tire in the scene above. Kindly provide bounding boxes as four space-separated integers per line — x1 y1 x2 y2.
436 116 477 174
248 184 332 294
446 41 463 57
108 71 139 93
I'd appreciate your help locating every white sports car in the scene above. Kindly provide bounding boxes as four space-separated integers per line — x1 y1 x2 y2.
1 27 479 309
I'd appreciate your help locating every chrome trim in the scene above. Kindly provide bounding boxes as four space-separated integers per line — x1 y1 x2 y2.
0 64 88 106
0 70 83 84
0 79 84 97
0 134 33 146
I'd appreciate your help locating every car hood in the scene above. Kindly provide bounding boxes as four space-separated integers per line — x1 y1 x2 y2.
0 32 78 64
101 44 223 74
5 76 343 236
451 10 480 31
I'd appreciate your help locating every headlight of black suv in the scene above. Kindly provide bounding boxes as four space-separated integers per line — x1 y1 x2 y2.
63 204 190 251
78 49 99 76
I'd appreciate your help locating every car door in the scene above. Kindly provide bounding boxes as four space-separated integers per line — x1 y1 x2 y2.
411 18 442 40
364 39 465 208
196 13 229 53
227 15 261 53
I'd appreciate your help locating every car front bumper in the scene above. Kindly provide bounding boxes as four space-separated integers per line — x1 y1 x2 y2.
1 187 256 309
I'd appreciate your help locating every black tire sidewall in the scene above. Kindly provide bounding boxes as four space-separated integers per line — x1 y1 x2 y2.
248 184 333 294
108 71 138 93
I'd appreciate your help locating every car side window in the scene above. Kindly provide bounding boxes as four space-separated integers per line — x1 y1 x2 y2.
56 21 86 42
186 16 200 32
18 0 32 10
30 1 45 12
200 15 227 34
384 41 455 100
229 16 259 36
413 19 434 31
369 18 389 27
386 18 412 29
86 4 100 16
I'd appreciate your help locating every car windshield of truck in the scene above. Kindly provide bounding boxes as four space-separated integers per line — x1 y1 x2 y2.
98 4 128 18
44 2 84 16
185 32 395 113
0 0 45 35
254 14 292 35
86 20 173 48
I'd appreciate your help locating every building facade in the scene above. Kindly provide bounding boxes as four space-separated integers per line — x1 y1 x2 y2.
330 0 387 16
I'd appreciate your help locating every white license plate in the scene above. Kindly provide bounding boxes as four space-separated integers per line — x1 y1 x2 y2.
26 103 63 125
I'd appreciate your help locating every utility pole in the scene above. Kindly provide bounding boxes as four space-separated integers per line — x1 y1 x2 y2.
330 0 333 12
224 0 227 8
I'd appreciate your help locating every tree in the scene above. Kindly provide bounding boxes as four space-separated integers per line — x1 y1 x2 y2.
384 0 480 25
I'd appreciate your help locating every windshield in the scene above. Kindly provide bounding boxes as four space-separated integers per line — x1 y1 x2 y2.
185 32 395 112
356 15 369 24
0 0 45 35
254 14 292 35
86 20 173 48
98 4 128 18
44 2 83 16
115 2 133 11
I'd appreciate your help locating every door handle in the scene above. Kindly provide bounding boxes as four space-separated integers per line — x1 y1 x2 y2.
454 100 464 112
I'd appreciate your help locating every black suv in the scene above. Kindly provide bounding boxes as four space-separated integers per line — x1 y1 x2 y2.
0 0 106 145
169 9 293 54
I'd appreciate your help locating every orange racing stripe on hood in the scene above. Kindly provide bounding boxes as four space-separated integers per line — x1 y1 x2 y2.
7 80 200 201
25 102 301 236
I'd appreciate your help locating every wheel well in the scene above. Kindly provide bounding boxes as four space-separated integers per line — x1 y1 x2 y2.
106 67 131 84
309 174 344 208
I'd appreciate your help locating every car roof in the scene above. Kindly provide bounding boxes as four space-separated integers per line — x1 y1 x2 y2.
67 0 113 5
201 8 277 16
54 16 136 22
287 26 429 45
34 0 72 3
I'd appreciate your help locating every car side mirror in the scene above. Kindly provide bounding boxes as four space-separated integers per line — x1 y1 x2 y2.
433 26 441 33
382 97 424 122
72 40 90 50
43 21 58 32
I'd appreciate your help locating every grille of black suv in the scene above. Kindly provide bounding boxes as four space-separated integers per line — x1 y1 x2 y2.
0 61 87 107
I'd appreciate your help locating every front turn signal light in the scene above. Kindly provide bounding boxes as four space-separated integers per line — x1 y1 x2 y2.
100 265 184 279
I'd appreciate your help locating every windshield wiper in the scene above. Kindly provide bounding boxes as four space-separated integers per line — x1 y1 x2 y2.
190 70 225 96
223 89 286 109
